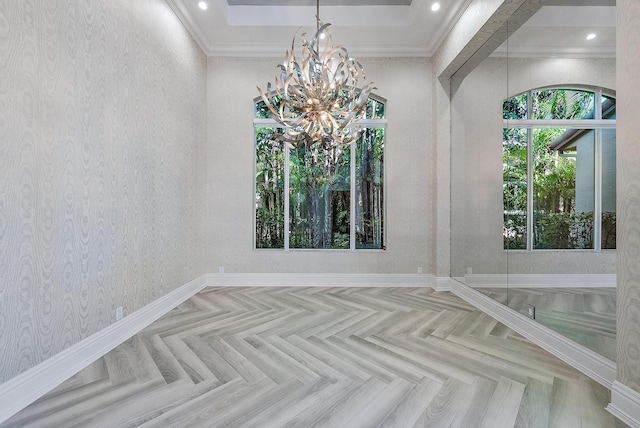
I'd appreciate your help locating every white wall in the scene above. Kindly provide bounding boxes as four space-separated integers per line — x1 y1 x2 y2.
451 57 616 276
0 0 207 383
207 57 432 274
616 0 640 394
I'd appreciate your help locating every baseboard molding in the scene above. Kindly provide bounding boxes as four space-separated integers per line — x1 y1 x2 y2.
463 273 616 288
447 278 616 388
434 276 455 291
0 274 209 426
205 272 434 288
607 381 640 427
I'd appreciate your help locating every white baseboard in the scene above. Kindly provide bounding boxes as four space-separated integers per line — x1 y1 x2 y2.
607 381 640 427
206 272 434 288
447 278 616 388
434 276 455 291
463 273 616 288
0 274 209 426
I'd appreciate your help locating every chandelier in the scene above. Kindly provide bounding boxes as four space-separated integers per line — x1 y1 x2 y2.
257 0 375 150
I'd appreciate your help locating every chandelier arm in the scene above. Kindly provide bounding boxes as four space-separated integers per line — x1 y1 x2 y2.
303 120 314 136
257 85 282 121
278 103 288 124
300 57 313 91
314 22 331 41
305 133 315 148
320 115 336 135
318 27 334 61
324 46 346 63
325 58 339 84
301 32 314 55
283 74 295 96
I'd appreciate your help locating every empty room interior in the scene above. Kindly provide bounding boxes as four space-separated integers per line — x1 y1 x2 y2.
2 0 640 426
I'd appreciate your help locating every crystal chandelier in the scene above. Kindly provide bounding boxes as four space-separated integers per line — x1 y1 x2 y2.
257 0 375 150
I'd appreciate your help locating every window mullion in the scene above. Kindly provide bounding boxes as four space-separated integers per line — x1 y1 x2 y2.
594 90 603 251
527 128 534 251
526 91 534 251
594 129 602 251
284 143 290 251
350 141 356 251
503 119 616 129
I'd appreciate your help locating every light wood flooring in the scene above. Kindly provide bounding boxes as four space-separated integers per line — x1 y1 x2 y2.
480 287 617 361
2 287 625 428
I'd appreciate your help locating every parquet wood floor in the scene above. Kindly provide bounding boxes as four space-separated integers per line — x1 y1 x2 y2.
480 287 616 361
2 287 624 427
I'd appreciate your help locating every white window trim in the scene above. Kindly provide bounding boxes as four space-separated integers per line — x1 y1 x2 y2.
253 105 387 252
503 88 616 252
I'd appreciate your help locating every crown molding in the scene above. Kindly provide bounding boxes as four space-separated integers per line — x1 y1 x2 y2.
165 0 211 55
164 0 470 58
205 44 432 57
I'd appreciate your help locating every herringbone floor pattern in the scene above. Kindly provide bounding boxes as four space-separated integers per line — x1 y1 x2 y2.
481 287 616 361
2 287 621 427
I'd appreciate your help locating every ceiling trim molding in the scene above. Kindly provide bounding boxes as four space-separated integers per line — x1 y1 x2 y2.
165 0 466 58
165 0 210 55
428 0 475 62
225 5 415 27
227 0 413 5
205 44 432 58
164 0 612 59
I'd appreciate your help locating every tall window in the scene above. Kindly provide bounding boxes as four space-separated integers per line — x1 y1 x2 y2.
503 87 616 250
255 96 387 250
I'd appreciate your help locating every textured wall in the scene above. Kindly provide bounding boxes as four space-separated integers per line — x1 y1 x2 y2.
430 0 527 279
0 0 207 383
450 57 616 277
207 57 432 274
432 72 450 278
432 0 510 77
616 0 640 392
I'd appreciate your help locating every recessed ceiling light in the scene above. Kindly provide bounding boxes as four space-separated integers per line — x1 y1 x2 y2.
198 1 208 10
431 2 441 12
586 33 597 40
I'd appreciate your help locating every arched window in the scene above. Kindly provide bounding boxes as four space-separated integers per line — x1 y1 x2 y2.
503 87 616 250
254 95 387 250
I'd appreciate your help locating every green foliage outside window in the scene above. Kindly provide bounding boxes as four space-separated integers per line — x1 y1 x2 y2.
289 144 351 249
532 89 594 120
356 128 385 249
255 128 285 249
502 88 616 250
503 93 527 120
254 97 385 250
503 128 527 249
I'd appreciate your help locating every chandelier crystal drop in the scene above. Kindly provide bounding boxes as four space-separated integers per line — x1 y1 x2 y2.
257 1 375 150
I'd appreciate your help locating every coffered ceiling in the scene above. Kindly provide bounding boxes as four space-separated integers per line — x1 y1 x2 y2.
165 0 472 57
226 1 413 4
495 5 616 57
165 0 616 58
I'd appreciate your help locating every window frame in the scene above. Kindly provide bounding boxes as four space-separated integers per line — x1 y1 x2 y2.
253 94 388 251
503 86 616 251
